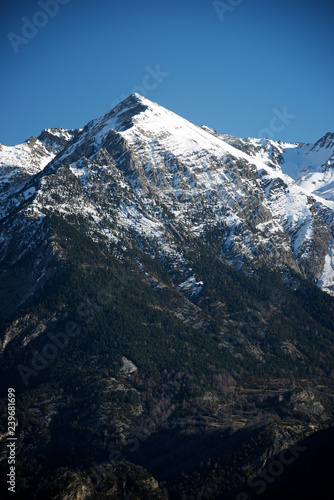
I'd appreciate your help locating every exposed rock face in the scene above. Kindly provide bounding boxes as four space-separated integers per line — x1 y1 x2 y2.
120 357 138 376
27 463 165 500
289 389 327 419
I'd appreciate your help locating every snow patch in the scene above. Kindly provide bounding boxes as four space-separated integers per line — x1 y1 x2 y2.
177 275 203 296
318 250 334 294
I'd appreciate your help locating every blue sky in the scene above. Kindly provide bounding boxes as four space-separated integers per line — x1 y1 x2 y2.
1 0 333 145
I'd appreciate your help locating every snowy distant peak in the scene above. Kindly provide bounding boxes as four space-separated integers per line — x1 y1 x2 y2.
0 127 81 187
0 137 53 178
216 132 334 203
37 127 81 153
310 132 334 151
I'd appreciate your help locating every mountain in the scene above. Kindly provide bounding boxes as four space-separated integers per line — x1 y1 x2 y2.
0 127 80 178
51 95 334 297
2 94 334 302
1 94 334 499
215 130 334 202
0 127 80 219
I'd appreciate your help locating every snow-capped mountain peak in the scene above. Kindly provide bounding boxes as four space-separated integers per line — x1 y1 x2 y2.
1 94 334 296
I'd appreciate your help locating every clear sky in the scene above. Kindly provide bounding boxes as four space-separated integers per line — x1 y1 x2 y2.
1 0 333 146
